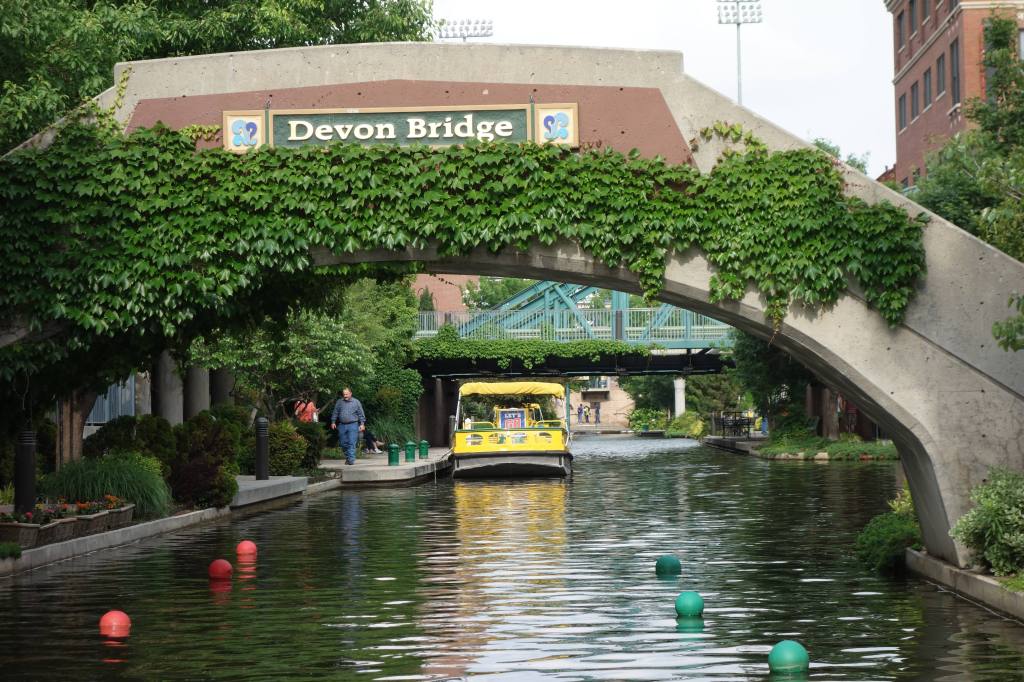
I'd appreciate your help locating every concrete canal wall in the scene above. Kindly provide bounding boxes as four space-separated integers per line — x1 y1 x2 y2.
0 449 452 578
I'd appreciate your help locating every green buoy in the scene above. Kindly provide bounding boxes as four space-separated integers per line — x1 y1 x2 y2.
768 640 809 674
674 591 704 617
655 554 682 576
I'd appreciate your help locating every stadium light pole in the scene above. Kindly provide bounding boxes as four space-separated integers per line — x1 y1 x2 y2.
437 18 494 42
716 1 763 106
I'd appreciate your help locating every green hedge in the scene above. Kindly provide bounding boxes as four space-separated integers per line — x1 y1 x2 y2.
952 468 1024 576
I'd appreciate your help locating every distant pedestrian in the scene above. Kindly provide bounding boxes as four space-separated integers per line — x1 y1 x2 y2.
294 396 318 423
363 429 384 454
583 404 591 423
330 387 366 465
576 404 584 424
594 403 601 424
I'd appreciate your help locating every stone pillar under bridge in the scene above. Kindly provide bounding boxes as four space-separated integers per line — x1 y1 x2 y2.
183 366 210 419
417 377 459 447
151 351 183 426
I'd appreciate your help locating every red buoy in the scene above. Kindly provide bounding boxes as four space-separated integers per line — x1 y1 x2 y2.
208 558 233 580
99 610 132 638
236 540 257 556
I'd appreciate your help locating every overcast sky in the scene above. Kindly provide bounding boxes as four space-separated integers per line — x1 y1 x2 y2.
431 0 896 177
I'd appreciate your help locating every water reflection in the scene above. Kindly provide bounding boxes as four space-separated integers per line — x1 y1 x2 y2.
1 438 1023 680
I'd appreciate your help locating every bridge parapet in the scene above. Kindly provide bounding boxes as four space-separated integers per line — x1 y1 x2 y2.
415 308 733 350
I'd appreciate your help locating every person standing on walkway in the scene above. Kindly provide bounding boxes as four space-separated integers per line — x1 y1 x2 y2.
594 402 601 424
583 404 591 423
576 404 584 424
294 396 318 423
330 387 366 465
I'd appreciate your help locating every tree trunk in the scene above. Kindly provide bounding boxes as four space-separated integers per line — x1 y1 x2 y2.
56 388 98 469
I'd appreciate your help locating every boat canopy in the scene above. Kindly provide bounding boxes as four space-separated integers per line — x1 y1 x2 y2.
458 381 565 397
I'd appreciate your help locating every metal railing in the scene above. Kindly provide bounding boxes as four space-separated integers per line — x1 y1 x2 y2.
416 308 733 349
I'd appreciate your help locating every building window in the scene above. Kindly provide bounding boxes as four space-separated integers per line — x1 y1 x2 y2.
922 0 930 21
949 0 959 9
923 68 932 105
901 177 910 189
937 53 946 94
911 82 920 119
1019 29 1023 59
897 12 905 49
910 0 917 34
899 94 908 130
951 39 961 105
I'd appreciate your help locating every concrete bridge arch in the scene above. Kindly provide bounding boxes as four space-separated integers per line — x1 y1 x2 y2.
49 42 1024 566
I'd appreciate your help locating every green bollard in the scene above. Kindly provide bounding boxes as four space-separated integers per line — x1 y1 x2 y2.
419 440 430 459
404 441 416 463
387 443 400 466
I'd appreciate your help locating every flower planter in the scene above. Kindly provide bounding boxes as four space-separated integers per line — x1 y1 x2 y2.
0 522 41 548
75 510 111 536
107 504 135 529
43 518 79 544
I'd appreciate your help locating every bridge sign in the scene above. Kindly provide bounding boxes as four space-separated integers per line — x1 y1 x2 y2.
223 103 578 153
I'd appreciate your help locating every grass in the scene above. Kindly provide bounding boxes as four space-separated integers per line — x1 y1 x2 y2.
1004 574 1024 592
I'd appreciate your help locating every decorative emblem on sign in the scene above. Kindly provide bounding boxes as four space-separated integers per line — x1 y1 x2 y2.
542 112 570 141
231 119 259 147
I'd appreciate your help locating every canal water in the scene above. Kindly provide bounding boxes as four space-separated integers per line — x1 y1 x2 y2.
2 437 1024 680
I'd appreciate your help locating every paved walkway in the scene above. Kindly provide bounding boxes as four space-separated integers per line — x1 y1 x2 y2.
320 447 452 485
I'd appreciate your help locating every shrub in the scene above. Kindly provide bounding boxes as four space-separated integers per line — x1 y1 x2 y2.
367 415 414 446
666 412 705 438
40 454 171 519
855 511 922 573
0 542 21 559
951 468 1024 576
210 403 255 430
0 483 12 505
628 407 669 431
268 421 306 475
82 416 137 458
82 415 176 472
293 420 327 470
170 414 240 509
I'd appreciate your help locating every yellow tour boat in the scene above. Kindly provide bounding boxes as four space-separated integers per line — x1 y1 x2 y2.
451 381 572 479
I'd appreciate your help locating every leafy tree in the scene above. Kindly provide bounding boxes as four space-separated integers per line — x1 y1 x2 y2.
462 277 536 310
912 16 1024 351
686 373 747 415
813 137 869 174
619 375 675 411
417 288 435 311
192 308 372 419
730 332 814 417
0 0 435 153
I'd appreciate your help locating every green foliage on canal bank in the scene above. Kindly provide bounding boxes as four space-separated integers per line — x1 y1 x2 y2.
415 325 646 369
952 468 1024 577
855 486 921 573
757 435 899 461
41 452 172 519
0 117 927 409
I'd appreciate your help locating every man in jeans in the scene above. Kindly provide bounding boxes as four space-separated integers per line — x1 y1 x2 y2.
330 387 366 465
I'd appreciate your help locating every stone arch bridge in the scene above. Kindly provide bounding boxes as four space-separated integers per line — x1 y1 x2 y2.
19 42 1024 567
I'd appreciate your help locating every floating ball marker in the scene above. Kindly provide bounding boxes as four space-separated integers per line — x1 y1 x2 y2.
674 591 704 617
99 610 131 638
236 540 257 556
655 554 682 576
768 640 809 674
208 558 233 580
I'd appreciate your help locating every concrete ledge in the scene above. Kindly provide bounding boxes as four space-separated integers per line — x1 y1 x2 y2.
0 507 230 578
304 478 342 496
906 548 1024 623
231 475 308 508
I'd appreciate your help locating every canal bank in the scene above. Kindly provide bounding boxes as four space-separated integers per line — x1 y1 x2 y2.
1 448 451 578
3 438 1024 680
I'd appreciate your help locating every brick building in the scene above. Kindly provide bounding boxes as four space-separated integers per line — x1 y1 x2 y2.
885 0 1024 187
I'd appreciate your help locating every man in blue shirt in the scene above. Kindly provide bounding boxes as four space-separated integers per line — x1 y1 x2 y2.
330 387 366 465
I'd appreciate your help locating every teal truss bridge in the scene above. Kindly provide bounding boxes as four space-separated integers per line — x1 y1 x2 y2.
415 282 734 350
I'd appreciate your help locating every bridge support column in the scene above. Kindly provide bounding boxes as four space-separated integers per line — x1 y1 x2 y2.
183 366 210 419
210 369 235 406
151 351 184 426
673 377 686 416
